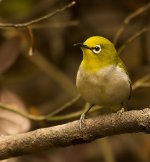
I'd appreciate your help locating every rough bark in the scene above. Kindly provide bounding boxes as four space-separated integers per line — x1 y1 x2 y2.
0 108 150 160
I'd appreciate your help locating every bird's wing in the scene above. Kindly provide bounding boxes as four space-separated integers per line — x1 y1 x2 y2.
117 58 132 100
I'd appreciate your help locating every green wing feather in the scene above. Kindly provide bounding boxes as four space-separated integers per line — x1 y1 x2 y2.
118 58 132 100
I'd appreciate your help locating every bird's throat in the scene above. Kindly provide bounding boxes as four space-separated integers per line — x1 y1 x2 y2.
81 57 117 73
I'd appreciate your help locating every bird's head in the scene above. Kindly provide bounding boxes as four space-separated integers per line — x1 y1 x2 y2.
74 36 118 71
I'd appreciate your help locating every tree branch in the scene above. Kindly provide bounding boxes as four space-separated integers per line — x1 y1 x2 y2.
0 108 150 160
113 2 150 45
0 1 76 28
118 27 150 55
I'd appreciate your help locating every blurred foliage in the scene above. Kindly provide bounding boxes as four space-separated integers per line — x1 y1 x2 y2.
0 0 34 19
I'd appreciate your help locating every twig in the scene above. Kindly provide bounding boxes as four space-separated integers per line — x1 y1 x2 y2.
0 103 45 121
0 71 150 122
0 1 77 96
0 1 77 95
31 20 79 29
45 106 100 121
26 26 34 56
46 94 80 117
0 1 76 28
118 27 150 55
113 2 150 45
132 74 150 91
0 108 150 160
24 50 76 96
0 102 101 122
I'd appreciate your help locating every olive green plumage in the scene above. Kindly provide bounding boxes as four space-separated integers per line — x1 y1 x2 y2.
76 36 131 109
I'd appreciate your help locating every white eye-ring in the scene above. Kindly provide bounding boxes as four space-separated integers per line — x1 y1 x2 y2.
92 45 101 54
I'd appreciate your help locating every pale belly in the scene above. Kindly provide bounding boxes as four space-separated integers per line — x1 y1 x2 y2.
76 65 130 107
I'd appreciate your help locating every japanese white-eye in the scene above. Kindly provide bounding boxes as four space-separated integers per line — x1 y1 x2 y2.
74 36 131 129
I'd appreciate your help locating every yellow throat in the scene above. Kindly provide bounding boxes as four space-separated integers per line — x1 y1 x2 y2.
79 36 120 72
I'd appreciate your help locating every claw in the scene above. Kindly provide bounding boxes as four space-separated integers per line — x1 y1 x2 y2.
79 103 94 130
79 113 86 130
117 107 125 116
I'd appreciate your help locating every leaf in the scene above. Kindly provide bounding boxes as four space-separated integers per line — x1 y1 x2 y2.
0 88 31 135
0 31 23 74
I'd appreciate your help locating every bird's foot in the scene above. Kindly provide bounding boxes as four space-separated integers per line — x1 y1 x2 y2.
117 107 125 117
79 113 86 130
79 103 94 130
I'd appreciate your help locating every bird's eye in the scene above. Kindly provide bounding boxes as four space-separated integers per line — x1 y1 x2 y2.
92 45 101 54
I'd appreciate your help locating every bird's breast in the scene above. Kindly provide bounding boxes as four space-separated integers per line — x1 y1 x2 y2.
76 65 130 107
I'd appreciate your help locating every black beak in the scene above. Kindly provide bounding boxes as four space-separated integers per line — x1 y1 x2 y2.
73 43 91 50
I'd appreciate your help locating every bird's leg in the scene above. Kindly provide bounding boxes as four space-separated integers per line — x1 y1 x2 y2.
79 103 94 130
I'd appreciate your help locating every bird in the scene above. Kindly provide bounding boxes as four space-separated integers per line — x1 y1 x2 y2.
74 36 131 129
